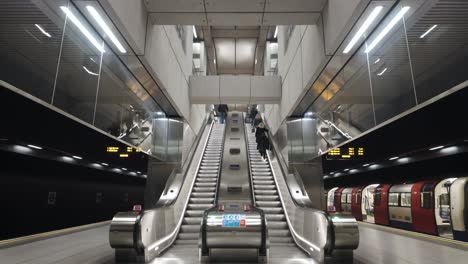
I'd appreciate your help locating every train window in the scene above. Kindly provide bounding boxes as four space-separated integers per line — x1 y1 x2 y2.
388 193 399 206
356 190 362 204
439 193 449 206
420 192 431 209
341 194 347 203
400 193 411 207
375 189 382 206
347 194 352 204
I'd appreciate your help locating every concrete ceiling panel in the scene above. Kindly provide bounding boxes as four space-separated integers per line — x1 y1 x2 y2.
262 13 321 25
149 13 207 25
145 0 204 12
205 0 265 12
265 0 326 12
236 38 257 69
214 38 236 69
207 13 262 26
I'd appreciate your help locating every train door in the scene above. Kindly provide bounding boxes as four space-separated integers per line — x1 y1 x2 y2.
327 187 338 213
434 178 457 238
411 181 437 235
352 187 363 221
340 188 353 213
450 177 468 242
361 184 379 223
334 188 344 213
374 184 391 226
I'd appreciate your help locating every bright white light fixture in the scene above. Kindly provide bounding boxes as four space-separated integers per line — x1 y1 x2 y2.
122 168 127 171
363 163 370 167
255 59 257 65
343 6 383 54
72 155 83 160
389 156 398 160
374 58 381 64
192 26 197 39
82 66 99 76
429 145 444 151
274 26 278 39
87 6 126 53
365 6 410 53
420 24 437 39
214 59 216 64
101 162 109 166
344 168 350 171
60 6 105 53
377 68 387 76
27 144 42 150
35 24 51 38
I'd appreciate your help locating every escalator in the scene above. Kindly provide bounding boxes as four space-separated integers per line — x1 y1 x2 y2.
177 123 225 245
246 125 293 246
109 114 359 263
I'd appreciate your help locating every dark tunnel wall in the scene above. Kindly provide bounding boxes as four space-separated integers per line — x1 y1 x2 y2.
0 150 145 239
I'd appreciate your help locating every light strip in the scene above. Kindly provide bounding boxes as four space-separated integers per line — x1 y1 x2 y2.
343 6 383 54
82 66 99 76
60 6 105 53
27 144 42 150
192 26 197 39
72 155 83 160
274 26 278 38
365 6 410 53
34 24 51 38
374 58 381 64
389 156 399 160
420 24 437 39
377 67 387 76
87 6 126 53
429 145 444 151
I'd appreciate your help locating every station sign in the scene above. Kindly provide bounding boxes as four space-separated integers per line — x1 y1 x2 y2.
106 146 142 158
326 147 365 160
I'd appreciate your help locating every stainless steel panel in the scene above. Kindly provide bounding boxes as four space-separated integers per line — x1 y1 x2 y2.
287 118 304 163
109 212 140 248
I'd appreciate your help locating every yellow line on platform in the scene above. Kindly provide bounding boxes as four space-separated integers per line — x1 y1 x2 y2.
358 221 468 247
0 220 111 247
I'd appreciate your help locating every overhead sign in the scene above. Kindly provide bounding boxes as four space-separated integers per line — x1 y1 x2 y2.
326 147 364 160
106 146 142 158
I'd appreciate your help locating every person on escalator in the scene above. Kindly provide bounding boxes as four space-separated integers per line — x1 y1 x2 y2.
257 132 270 160
217 104 229 124
249 105 258 125
255 122 268 144
252 113 262 132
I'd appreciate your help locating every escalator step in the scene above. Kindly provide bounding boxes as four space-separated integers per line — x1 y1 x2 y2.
187 203 213 210
266 221 288 229
255 189 278 195
175 239 198 245
195 182 216 187
256 201 281 207
253 180 275 185
197 177 217 182
190 197 214 203
191 192 215 198
265 214 286 221
255 195 279 201
259 207 283 214
269 229 291 237
185 210 204 217
254 185 276 190
270 237 294 243
183 217 202 225
180 225 200 233
194 187 216 192
253 176 273 180
178 233 199 240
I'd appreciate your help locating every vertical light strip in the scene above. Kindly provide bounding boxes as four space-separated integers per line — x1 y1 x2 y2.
274 26 278 38
193 26 198 39
343 6 383 54
365 6 410 53
60 6 105 53
87 6 126 53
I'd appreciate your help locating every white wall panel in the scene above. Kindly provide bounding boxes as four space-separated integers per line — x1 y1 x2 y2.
189 76 220 104
220 75 250 103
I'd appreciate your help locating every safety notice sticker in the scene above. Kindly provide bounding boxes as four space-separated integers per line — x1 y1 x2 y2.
222 214 246 227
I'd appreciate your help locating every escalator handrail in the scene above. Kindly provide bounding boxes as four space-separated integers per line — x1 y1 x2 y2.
132 121 215 258
243 113 257 205
212 122 226 205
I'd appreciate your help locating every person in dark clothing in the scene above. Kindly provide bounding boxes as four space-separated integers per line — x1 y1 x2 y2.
217 104 229 124
255 122 268 143
253 113 262 130
257 133 270 159
249 105 258 125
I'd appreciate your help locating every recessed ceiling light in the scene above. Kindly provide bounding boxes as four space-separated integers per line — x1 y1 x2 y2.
82 66 99 76
192 25 197 39
101 162 109 166
374 58 381 64
60 6 105 53
389 156 398 160
72 155 83 160
274 26 278 39
363 163 370 167
344 168 350 171
429 145 444 151
87 6 126 53
35 24 52 38
343 6 383 54
420 24 437 39
365 6 410 53
27 144 42 150
122 168 127 171
377 68 387 76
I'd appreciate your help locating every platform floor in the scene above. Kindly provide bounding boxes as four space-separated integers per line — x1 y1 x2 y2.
355 222 468 264
2 222 468 264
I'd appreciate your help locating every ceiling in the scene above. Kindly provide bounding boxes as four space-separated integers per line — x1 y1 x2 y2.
145 0 325 26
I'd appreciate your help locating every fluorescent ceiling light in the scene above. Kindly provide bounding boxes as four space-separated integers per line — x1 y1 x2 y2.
374 58 381 64
274 26 278 39
343 6 383 54
192 26 197 39
363 163 370 167
377 67 387 76
87 6 126 53
60 6 105 53
122 168 127 171
27 144 42 150
90 57 97 63
429 145 444 151
344 168 350 171
82 66 99 76
35 24 51 38
365 6 410 53
389 156 398 160
101 162 109 166
420 24 437 39
72 155 83 160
